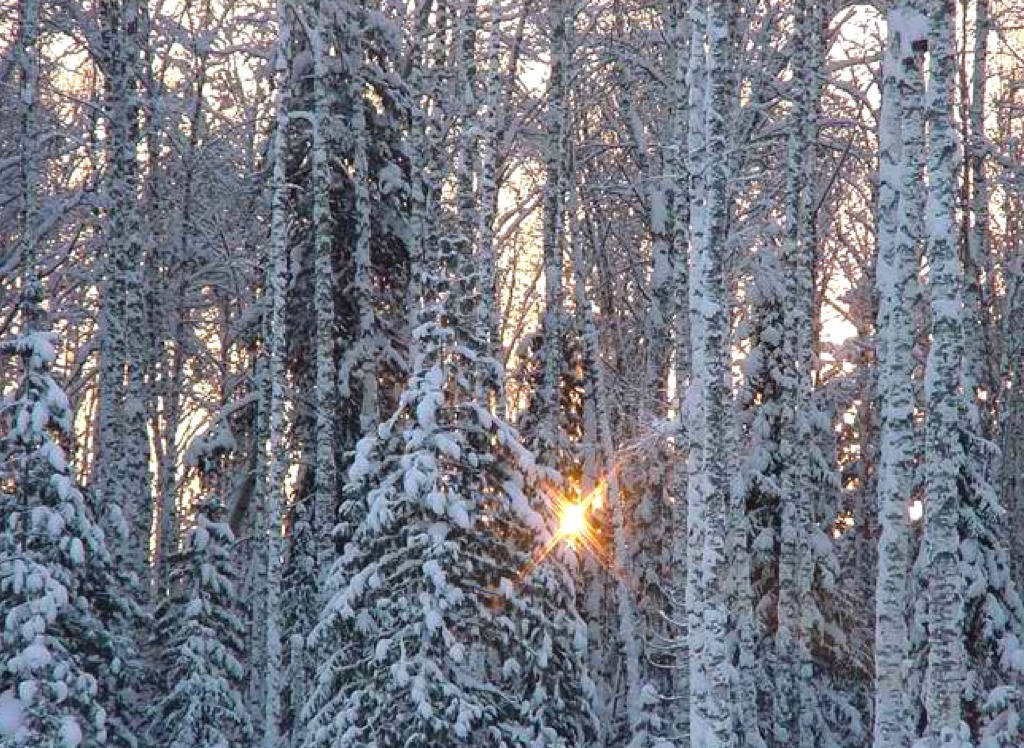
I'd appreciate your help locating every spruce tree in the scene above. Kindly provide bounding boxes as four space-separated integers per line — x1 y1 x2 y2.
145 496 252 748
302 279 598 746
301 56 598 735
0 286 109 748
279 500 319 748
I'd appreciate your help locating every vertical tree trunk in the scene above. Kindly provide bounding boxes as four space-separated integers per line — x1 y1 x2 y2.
922 2 969 744
453 0 485 387
96 0 152 576
961 0 993 440
16 0 40 290
691 1 737 746
537 0 569 465
1002 181 1024 590
350 94 377 435
259 4 293 744
873 7 923 747
153 329 184 593
309 0 338 571
476 0 503 411
775 2 823 745
668 0 692 738
684 0 707 735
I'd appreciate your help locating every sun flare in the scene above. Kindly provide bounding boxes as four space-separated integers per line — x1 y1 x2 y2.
558 501 589 541
516 477 616 583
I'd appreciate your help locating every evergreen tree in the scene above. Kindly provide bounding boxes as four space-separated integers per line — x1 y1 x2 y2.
303 325 597 747
145 496 252 748
301 41 598 732
279 500 319 748
0 287 109 748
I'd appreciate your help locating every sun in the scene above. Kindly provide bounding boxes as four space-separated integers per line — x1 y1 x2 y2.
516 477 616 584
558 501 589 541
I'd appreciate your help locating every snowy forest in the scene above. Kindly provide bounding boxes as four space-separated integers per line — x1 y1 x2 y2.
3 0 1024 746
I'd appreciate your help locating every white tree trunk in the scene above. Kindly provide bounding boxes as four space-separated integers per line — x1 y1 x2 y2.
260 5 293 744
476 0 503 406
684 0 707 735
961 0 993 440
775 2 822 745
873 8 923 747
921 2 969 744
691 2 737 746
95 0 152 576
537 0 569 465
16 0 40 285
668 0 692 739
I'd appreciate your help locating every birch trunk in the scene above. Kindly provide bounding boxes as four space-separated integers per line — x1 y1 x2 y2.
476 0 503 406
538 0 569 464
260 5 293 743
692 2 737 746
1002 184 1024 590
16 0 40 299
684 0 707 735
961 0 992 440
96 0 152 575
668 0 692 739
922 3 969 743
775 2 822 744
453 0 483 380
872 8 922 746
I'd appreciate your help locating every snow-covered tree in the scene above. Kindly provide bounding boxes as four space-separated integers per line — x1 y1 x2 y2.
687 2 741 746
278 500 319 748
145 496 252 748
93 0 153 580
873 5 924 747
0 288 109 748
300 13 598 731
303 337 597 746
918 2 971 745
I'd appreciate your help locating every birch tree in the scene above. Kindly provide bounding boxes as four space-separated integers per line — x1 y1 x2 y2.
873 5 924 747
535 0 571 470
94 0 153 578
668 0 693 739
774 3 833 745
683 0 708 736
307 0 338 577
689 2 738 746
920 2 970 745
253 3 294 741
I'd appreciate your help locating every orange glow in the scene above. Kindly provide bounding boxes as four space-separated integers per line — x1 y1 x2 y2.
558 501 588 541
517 478 612 583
